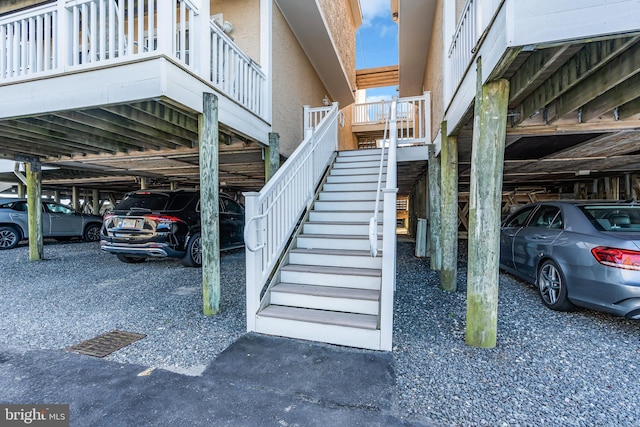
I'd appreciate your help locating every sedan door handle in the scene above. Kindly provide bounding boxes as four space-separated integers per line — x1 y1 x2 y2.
532 234 548 240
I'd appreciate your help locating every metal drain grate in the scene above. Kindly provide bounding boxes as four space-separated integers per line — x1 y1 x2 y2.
66 330 146 357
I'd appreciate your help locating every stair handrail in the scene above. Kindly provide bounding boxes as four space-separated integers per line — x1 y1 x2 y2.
244 102 340 331
369 99 396 257
379 99 399 351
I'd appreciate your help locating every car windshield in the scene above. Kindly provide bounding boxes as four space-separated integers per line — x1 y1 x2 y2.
579 205 640 232
115 193 170 211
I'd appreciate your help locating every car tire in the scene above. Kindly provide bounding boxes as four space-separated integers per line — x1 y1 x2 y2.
0 225 20 250
537 260 575 311
181 232 202 268
83 224 102 242
116 254 147 264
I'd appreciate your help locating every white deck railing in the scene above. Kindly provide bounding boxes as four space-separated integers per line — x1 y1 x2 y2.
210 20 266 118
0 0 266 120
352 94 430 146
244 103 340 331
447 0 479 100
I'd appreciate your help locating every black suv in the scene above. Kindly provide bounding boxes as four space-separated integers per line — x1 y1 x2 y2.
100 190 244 267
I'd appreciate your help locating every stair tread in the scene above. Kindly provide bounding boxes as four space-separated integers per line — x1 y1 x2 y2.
306 220 381 225
298 233 381 240
258 305 378 330
291 248 377 257
273 282 379 300
282 264 381 276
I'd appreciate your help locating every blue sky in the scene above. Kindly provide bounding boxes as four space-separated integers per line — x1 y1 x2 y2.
356 0 398 101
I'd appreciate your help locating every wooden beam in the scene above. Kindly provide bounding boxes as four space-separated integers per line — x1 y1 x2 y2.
26 162 43 261
265 133 280 181
356 65 399 89
466 59 509 348
508 45 582 106
548 40 640 123
440 122 458 292
200 93 221 316
517 37 639 124
581 72 640 122
428 143 442 271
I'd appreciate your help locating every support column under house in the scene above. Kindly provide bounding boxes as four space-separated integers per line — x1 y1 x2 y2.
466 57 510 348
200 93 221 316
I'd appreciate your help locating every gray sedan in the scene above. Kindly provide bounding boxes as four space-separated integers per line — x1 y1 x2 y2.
0 198 103 249
500 201 640 319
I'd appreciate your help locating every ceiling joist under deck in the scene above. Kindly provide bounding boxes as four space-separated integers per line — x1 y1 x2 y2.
452 33 640 192
0 98 267 195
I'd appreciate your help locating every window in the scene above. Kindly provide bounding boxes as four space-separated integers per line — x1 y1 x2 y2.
45 203 75 215
529 206 562 229
504 206 536 228
221 197 243 214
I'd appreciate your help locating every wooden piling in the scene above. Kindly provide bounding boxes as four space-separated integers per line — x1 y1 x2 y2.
200 93 221 316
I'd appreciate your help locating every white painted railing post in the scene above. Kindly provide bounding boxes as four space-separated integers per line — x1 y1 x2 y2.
244 191 260 332
198 0 210 79
380 99 398 351
156 0 172 56
303 105 313 138
57 1 70 70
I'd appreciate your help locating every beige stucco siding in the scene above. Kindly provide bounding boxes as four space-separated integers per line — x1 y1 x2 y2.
316 0 359 151
272 3 330 157
316 0 358 92
0 0 46 14
424 0 444 142
212 0 260 63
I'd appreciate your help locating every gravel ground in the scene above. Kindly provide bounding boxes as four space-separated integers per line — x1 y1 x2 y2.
1 239 640 426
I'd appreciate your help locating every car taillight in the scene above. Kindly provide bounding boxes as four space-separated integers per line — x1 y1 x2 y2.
145 215 184 224
591 247 640 271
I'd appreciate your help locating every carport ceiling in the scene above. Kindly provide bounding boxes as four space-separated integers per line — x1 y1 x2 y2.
0 100 267 194
455 34 640 192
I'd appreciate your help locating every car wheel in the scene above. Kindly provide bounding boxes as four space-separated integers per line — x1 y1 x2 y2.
116 254 147 264
83 224 102 242
181 232 202 267
537 260 575 311
0 226 20 250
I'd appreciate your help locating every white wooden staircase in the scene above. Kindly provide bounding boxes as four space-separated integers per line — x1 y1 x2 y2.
255 149 388 350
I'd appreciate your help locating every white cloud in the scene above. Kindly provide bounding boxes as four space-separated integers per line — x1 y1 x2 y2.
360 0 391 27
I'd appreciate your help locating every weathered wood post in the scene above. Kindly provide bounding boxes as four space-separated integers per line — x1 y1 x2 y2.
428 138 442 271
72 186 79 210
17 183 25 198
466 57 509 348
92 189 100 215
200 93 221 316
265 132 280 181
440 122 458 292
26 161 43 261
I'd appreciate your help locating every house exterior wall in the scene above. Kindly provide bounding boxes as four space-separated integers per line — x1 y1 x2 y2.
317 0 359 151
0 0 45 14
212 0 261 63
316 0 357 92
272 3 329 157
424 0 445 142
